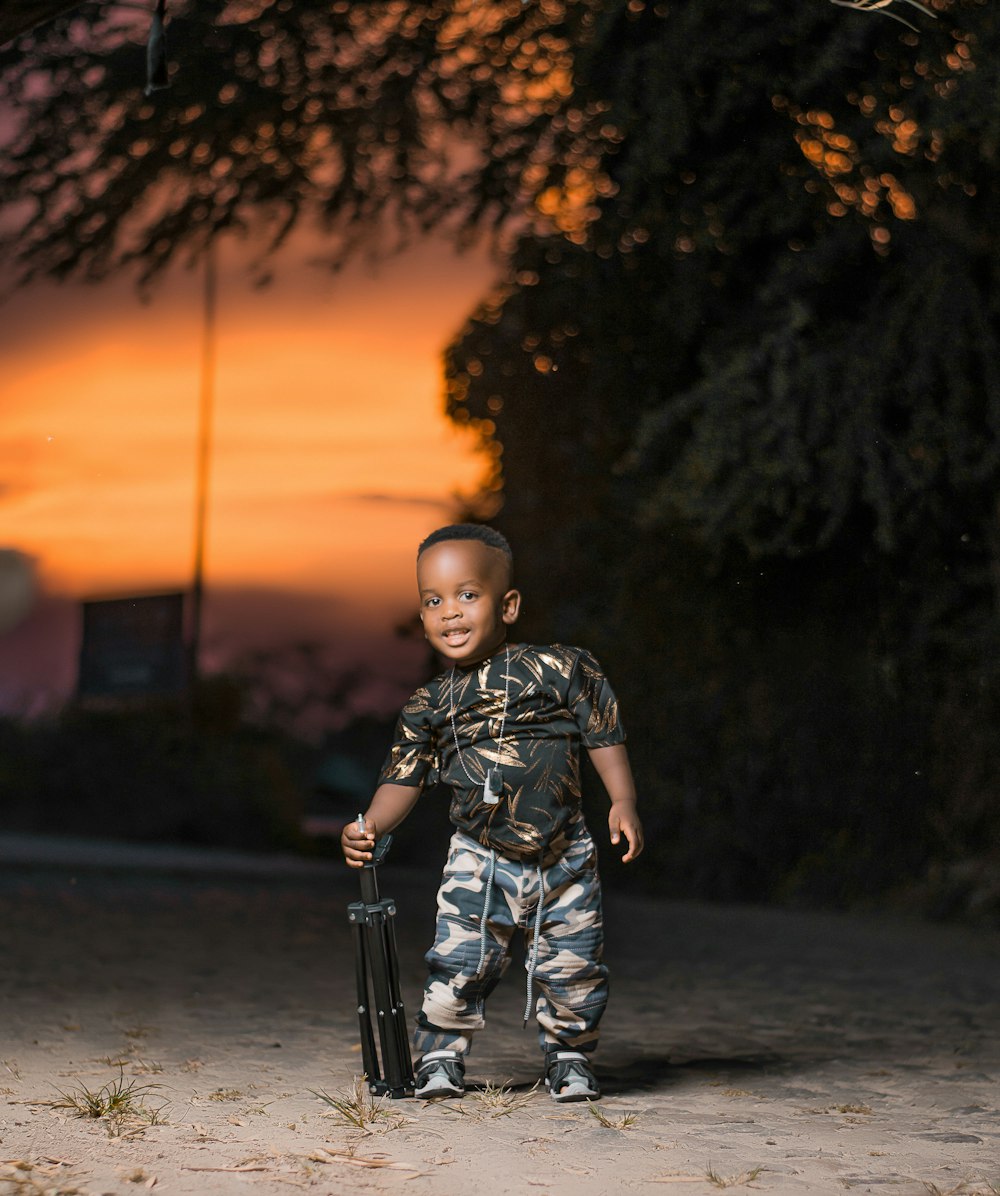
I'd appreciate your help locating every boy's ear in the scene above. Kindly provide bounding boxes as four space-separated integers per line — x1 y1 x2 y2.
502 588 522 625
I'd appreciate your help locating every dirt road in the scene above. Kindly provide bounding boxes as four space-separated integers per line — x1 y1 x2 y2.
0 835 997 1194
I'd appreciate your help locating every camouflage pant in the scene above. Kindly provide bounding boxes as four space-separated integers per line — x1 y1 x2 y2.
414 823 608 1057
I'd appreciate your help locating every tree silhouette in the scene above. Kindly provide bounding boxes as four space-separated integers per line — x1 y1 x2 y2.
452 0 996 564
445 0 1000 906
0 0 620 285
1 0 942 287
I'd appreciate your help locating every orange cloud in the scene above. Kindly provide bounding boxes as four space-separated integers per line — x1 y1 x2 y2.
0 230 496 629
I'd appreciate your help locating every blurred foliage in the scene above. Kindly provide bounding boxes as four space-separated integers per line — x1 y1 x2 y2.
0 0 933 285
230 641 365 741
0 0 605 285
0 678 310 849
0 659 451 863
447 0 1000 918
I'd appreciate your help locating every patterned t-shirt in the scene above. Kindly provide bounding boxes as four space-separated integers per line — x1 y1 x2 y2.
377 643 626 861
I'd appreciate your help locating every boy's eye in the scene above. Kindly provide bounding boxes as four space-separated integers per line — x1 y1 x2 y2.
459 591 478 601
424 597 440 608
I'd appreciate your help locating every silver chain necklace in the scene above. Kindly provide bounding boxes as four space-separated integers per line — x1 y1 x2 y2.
448 645 509 805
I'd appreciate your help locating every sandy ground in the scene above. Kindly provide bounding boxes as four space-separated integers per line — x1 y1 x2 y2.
0 834 998 1196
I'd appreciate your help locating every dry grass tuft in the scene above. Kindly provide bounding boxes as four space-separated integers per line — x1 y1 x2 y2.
43 1068 167 1138
470 1079 538 1117
588 1103 637 1130
705 1164 764 1188
129 1058 164 1076
311 1076 407 1133
439 1080 538 1120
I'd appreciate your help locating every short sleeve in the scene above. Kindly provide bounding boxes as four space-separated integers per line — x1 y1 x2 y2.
377 686 437 788
567 649 626 748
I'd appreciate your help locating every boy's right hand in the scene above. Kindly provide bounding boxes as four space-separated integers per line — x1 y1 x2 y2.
341 816 375 868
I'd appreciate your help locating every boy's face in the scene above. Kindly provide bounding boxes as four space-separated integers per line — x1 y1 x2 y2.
417 539 521 667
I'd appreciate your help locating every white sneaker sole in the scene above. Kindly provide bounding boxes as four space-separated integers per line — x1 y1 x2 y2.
546 1078 600 1103
415 1077 464 1098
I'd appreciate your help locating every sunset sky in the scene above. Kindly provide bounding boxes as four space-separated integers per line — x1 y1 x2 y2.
0 229 498 710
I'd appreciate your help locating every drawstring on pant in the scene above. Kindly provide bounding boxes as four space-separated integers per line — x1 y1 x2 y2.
523 861 545 1024
476 848 497 977
475 849 547 1025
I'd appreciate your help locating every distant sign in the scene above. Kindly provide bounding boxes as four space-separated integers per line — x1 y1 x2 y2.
77 593 187 698
0 549 36 636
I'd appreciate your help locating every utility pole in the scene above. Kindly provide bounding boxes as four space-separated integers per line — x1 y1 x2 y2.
189 237 217 687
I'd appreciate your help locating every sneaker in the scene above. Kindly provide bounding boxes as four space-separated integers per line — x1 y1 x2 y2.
414 1049 465 1098
545 1050 600 1102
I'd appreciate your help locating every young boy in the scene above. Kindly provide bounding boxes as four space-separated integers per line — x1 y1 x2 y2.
342 524 643 1102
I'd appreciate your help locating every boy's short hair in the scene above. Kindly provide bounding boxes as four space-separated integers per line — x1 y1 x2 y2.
417 523 513 562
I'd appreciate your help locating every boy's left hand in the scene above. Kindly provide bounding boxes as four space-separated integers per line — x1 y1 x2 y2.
609 800 644 863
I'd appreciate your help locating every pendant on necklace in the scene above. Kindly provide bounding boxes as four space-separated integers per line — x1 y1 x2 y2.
483 767 503 805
